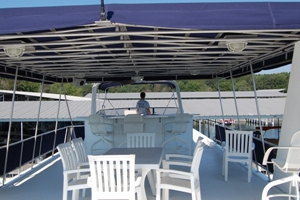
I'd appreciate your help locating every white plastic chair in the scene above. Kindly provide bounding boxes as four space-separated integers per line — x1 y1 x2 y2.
222 130 254 182
127 132 156 148
119 132 156 195
87 154 142 200
123 114 145 134
163 137 205 170
71 137 90 197
261 130 300 200
71 137 88 167
119 132 156 148
88 114 116 154
162 113 191 155
156 142 204 200
57 142 90 200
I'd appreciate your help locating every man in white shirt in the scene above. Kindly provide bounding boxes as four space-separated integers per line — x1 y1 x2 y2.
136 92 151 115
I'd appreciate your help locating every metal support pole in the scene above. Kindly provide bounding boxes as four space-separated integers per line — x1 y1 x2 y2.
199 120 202 133
62 84 76 140
2 66 18 186
216 76 225 126
230 70 241 130
31 75 45 168
52 81 63 155
249 61 270 181
208 119 211 138
18 122 24 175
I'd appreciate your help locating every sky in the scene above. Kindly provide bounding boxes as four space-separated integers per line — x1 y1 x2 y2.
0 0 293 74
257 64 291 74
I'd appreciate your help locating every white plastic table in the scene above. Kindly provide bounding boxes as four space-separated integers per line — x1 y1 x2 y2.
105 147 163 200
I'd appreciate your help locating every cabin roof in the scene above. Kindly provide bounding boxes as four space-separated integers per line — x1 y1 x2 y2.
84 89 287 99
0 2 299 83
0 90 286 121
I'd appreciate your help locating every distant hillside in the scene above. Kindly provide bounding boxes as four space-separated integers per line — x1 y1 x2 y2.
0 72 290 97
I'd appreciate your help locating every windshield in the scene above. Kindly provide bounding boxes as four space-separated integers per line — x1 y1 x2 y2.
92 81 183 116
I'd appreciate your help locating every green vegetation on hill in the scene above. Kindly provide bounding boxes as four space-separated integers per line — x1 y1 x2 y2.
0 72 290 97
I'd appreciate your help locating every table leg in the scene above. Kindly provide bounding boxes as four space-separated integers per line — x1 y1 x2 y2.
147 170 156 196
141 168 151 200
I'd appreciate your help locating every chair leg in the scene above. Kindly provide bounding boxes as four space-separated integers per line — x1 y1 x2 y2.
196 187 201 200
191 190 197 200
289 181 292 200
162 189 169 200
82 188 86 197
247 160 252 182
224 158 228 181
156 188 161 200
136 189 142 200
296 179 300 200
222 153 225 176
63 189 67 200
288 175 300 200
72 189 79 200
261 175 296 200
63 177 68 200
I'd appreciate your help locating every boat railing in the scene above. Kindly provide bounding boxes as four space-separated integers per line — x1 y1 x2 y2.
252 137 276 173
214 124 232 144
97 107 179 116
0 125 85 186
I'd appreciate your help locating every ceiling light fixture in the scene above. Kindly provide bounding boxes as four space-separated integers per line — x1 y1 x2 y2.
3 45 25 58
226 41 247 52
190 70 200 75
131 76 144 82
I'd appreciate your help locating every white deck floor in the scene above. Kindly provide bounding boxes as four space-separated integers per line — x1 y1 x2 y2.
0 145 284 200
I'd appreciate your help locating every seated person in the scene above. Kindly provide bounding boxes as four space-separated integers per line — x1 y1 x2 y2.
136 92 151 115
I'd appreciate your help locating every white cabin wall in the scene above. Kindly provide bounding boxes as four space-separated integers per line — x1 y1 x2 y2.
279 41 300 146
274 41 300 182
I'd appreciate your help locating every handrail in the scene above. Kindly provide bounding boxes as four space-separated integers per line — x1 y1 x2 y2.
97 107 179 116
0 125 84 186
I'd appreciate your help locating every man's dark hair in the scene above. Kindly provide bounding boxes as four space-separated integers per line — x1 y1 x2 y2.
140 92 146 99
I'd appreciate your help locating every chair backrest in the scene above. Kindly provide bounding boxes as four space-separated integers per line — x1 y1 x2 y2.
57 142 78 171
127 133 156 148
71 137 88 163
88 154 136 200
225 130 253 157
284 130 300 170
190 143 204 178
171 113 190 134
88 114 110 136
124 114 144 133
193 138 205 156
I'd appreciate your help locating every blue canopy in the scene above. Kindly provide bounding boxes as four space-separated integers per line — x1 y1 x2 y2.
0 2 299 83
1 2 300 35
